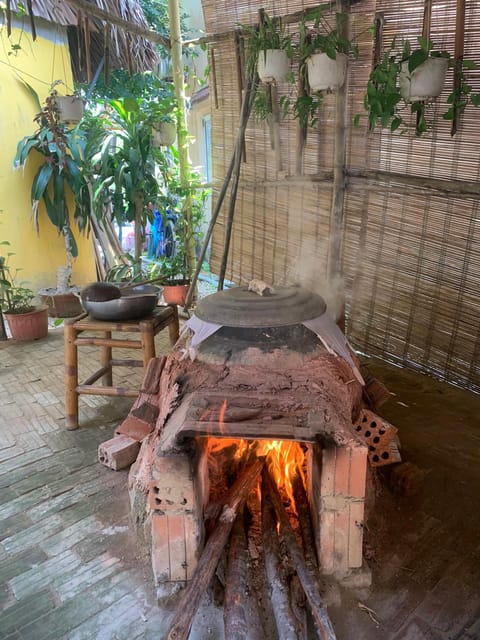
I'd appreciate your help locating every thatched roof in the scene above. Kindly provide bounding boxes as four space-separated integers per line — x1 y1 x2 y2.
7 0 161 80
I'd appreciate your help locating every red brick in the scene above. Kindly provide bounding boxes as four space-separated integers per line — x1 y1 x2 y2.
348 501 365 568
349 444 368 498
334 447 350 496
98 435 140 471
115 415 153 441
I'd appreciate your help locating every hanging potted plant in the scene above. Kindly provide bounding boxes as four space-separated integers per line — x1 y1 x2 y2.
292 10 358 129
14 91 91 317
243 11 293 84
359 36 479 136
52 92 84 125
0 249 48 340
149 94 178 147
298 11 358 93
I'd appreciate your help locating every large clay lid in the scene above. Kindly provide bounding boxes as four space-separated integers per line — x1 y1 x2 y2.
195 285 326 328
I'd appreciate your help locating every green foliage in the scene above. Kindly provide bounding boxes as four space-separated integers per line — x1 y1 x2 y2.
0 250 36 314
13 92 92 264
292 10 357 129
360 35 480 136
297 11 358 62
242 11 293 73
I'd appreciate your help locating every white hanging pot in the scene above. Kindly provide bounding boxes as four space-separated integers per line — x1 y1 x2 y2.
54 95 84 124
153 121 177 146
307 52 348 91
257 49 289 83
399 57 449 102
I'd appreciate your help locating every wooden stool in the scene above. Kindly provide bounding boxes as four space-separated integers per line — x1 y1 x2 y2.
64 305 179 430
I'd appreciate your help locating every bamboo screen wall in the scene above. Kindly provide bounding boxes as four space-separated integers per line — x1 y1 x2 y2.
201 0 480 394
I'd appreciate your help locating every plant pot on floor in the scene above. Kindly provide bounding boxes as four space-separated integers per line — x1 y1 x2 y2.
4 306 48 341
399 57 449 102
257 49 290 83
307 52 348 91
162 281 190 306
39 291 83 318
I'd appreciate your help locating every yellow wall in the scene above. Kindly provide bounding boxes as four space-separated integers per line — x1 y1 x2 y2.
0 18 96 292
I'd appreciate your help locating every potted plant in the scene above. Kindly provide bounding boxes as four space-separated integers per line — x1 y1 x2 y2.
360 36 480 136
298 11 358 92
243 12 293 84
52 92 84 125
293 10 358 128
14 91 91 316
0 249 48 340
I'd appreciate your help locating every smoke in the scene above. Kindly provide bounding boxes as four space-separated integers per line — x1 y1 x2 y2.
287 237 345 319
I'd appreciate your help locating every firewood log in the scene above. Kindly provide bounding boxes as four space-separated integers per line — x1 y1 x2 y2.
166 457 265 640
263 469 337 640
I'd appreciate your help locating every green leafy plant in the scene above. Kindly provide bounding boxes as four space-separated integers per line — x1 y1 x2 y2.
293 10 358 129
360 36 480 136
242 12 293 73
14 91 92 285
0 249 36 314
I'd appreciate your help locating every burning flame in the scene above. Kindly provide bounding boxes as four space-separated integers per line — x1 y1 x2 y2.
202 400 307 508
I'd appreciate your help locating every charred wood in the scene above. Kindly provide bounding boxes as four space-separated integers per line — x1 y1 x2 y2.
262 477 302 639
224 513 250 640
292 470 318 572
263 469 337 640
166 458 265 640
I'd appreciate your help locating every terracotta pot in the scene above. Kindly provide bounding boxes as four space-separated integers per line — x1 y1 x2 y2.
40 292 83 318
307 52 347 91
5 306 48 341
257 49 289 83
399 57 449 102
163 283 190 306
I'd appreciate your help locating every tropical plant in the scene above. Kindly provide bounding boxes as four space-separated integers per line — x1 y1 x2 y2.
14 91 92 287
360 36 480 136
243 12 293 73
88 97 169 260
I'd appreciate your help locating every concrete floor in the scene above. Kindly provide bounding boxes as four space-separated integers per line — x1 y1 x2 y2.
0 326 479 639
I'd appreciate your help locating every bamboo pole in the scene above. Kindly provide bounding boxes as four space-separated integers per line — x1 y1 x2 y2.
166 458 265 640
168 0 196 283
326 0 349 324
452 0 466 136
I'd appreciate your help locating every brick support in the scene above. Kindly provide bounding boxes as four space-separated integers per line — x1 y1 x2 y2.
98 435 140 471
310 440 369 582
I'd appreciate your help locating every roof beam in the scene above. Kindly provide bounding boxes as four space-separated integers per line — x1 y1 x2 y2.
63 0 171 50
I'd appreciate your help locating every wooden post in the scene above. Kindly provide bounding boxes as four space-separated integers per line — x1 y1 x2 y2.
64 319 79 430
452 0 466 136
100 331 113 386
326 0 349 326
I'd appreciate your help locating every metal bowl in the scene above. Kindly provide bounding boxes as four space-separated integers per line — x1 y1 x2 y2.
82 285 163 321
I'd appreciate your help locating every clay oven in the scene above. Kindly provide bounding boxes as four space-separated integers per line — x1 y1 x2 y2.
128 285 396 595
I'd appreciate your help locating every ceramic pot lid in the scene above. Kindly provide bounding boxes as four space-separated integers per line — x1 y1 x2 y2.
195 285 326 328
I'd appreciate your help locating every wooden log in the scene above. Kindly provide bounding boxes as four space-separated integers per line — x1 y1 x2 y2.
263 469 337 640
224 514 249 640
262 477 302 639
166 458 265 640
292 470 318 573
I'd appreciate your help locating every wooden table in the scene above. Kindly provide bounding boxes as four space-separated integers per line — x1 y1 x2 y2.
64 305 179 430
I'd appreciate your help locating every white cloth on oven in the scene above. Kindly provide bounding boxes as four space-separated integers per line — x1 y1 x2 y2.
186 315 222 347
302 314 364 385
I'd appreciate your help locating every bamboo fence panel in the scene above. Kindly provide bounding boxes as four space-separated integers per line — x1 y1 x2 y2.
203 0 480 393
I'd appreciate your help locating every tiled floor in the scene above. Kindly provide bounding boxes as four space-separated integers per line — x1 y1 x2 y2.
1 326 479 639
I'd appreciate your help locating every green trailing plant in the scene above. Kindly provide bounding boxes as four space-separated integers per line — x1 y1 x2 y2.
360 36 480 136
294 10 358 128
14 91 92 285
242 12 294 121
